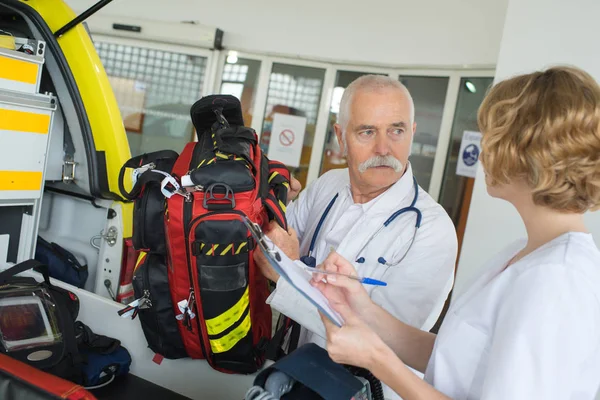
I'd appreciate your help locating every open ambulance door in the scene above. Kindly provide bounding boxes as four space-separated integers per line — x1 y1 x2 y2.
0 0 137 303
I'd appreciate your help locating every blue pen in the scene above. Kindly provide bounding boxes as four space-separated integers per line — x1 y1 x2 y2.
302 265 387 286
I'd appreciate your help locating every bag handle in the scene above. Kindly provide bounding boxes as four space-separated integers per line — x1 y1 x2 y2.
0 259 51 286
118 150 179 200
263 159 291 231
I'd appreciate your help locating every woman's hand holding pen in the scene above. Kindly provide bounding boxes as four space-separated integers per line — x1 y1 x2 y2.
311 252 389 369
310 252 372 315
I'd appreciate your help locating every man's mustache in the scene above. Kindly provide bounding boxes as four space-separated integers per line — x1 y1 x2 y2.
358 155 403 173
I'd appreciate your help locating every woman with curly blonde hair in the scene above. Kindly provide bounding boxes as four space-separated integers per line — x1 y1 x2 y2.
311 66 600 399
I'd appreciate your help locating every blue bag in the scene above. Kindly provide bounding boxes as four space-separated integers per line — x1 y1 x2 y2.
35 236 88 288
80 347 131 388
247 343 382 400
75 321 132 389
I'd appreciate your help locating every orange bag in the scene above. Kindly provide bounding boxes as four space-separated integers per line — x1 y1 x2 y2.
0 353 97 399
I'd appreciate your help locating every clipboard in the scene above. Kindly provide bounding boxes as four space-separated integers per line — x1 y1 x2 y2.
243 217 343 327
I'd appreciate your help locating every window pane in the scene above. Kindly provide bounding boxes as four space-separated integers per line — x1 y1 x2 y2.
400 76 449 190
220 82 244 101
95 41 206 156
219 58 261 127
439 77 494 225
260 63 326 188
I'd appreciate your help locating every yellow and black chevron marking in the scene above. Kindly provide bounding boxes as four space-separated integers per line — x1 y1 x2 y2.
196 152 249 169
192 240 249 256
206 287 251 353
206 244 218 256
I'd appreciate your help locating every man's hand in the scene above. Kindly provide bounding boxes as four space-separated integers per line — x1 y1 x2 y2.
253 221 300 283
287 177 302 205
310 252 373 318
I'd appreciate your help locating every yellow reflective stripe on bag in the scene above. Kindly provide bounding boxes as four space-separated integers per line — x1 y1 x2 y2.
205 287 249 336
209 313 251 354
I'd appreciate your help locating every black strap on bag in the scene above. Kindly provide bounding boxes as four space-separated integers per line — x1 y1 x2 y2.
264 160 290 231
75 321 121 355
0 259 51 285
206 111 258 173
265 314 302 362
118 150 179 200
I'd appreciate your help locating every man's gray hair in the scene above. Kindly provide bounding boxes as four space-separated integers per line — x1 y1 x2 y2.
338 75 415 133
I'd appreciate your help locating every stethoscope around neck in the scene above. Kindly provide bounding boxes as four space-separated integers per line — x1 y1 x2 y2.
300 177 422 269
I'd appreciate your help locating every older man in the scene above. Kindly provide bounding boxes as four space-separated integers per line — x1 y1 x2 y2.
257 75 457 398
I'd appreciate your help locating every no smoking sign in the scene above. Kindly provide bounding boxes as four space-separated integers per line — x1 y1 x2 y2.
279 129 295 147
268 113 307 168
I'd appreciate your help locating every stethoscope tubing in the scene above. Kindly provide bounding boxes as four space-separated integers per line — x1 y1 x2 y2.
302 176 421 268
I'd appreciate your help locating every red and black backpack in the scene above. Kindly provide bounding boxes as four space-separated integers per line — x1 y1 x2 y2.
119 95 290 374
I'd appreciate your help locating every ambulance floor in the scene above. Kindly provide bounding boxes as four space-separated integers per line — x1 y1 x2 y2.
90 374 192 400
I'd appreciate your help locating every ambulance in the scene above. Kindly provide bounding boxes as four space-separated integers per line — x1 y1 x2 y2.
0 0 138 304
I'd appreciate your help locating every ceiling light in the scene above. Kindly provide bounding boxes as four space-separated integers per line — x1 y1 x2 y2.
465 81 476 93
226 51 238 64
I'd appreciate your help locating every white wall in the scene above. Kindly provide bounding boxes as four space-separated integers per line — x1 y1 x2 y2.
66 0 507 68
455 0 600 296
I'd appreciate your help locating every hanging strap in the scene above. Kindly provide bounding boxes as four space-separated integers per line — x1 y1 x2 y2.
118 150 179 200
265 315 301 362
0 259 51 285
263 160 290 231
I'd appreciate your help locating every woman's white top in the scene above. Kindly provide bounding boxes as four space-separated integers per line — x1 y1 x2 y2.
425 232 600 399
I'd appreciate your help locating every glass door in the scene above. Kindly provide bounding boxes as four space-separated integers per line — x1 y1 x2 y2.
259 63 326 188
400 76 449 191
218 57 262 127
438 77 494 252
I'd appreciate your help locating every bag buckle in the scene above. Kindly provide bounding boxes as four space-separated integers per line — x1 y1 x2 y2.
131 162 156 186
160 175 181 198
203 183 236 210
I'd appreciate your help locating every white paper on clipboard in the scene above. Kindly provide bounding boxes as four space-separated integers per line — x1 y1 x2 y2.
245 219 343 327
